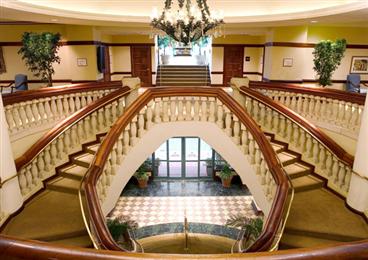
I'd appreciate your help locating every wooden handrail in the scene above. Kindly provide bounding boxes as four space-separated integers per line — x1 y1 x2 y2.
2 81 123 106
84 87 289 252
15 86 131 171
249 81 366 105
240 86 354 167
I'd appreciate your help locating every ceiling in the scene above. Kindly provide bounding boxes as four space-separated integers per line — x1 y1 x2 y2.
1 0 368 32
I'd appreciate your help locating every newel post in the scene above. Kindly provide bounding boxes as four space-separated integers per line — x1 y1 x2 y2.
0 97 23 222
347 94 368 214
230 77 249 106
123 77 141 107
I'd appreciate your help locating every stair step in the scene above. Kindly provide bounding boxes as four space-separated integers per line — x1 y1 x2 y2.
157 79 211 83
283 163 312 179
271 143 286 153
46 177 81 194
50 234 93 248
72 153 95 168
277 152 299 166
85 143 100 154
157 83 210 87
291 175 324 192
59 164 88 181
279 233 343 249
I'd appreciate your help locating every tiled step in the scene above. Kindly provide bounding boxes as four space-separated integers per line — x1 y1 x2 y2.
271 142 286 153
50 234 93 248
46 177 81 194
72 153 95 168
85 143 100 154
279 233 343 249
59 164 88 181
277 152 300 166
283 163 312 179
291 175 324 192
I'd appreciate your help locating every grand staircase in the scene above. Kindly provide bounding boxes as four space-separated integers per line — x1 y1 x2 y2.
156 65 211 86
265 133 368 249
1 134 105 248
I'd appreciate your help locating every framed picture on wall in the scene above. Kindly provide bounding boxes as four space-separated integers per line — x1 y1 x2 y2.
77 58 88 67
283 58 293 67
350 56 368 74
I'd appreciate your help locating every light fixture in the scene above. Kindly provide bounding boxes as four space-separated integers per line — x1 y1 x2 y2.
150 0 225 45
310 20 318 23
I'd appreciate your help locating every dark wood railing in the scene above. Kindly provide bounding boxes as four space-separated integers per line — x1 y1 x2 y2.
15 86 130 171
249 81 366 105
83 87 290 252
240 86 354 167
2 81 123 106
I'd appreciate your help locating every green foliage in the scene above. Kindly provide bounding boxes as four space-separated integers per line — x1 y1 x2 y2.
226 214 263 247
218 163 232 180
134 159 151 180
313 39 346 86
18 32 61 86
107 216 138 242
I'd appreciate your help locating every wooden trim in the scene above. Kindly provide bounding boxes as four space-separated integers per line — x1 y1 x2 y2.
212 44 264 48
107 43 155 47
110 71 132 75
211 71 223 74
14 85 130 171
243 71 263 76
103 46 111 81
2 81 122 106
249 81 366 105
84 87 289 253
240 86 355 166
210 84 225 87
265 42 368 49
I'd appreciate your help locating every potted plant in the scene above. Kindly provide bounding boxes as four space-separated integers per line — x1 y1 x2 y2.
107 215 138 248
313 38 346 87
226 214 263 250
18 32 62 87
218 163 233 188
134 160 151 188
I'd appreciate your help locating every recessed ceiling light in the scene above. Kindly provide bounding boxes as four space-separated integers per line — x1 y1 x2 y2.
51 18 58 22
310 20 318 23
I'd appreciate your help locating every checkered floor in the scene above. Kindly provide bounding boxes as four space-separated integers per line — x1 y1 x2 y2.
108 196 257 227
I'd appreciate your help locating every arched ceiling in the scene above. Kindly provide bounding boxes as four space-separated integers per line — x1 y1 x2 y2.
1 0 368 29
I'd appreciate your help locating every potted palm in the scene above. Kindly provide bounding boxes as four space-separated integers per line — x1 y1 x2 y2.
226 214 263 250
134 160 151 188
107 215 138 249
218 163 233 188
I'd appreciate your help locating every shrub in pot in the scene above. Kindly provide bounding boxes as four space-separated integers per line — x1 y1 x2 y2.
134 165 149 188
107 215 138 248
218 163 233 188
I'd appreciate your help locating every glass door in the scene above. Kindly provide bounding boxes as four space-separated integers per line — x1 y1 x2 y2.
168 138 182 178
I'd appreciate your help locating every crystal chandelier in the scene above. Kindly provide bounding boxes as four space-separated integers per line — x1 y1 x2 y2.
150 0 225 45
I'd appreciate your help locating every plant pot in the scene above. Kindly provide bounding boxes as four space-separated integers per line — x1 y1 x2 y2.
221 176 233 188
137 178 148 189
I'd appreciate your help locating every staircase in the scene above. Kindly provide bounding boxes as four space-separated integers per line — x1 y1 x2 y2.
1 134 105 248
265 133 368 249
156 65 211 86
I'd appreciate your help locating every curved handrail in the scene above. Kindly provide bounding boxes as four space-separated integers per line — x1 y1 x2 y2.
2 81 123 106
249 81 366 105
240 86 354 167
83 87 289 252
15 86 131 171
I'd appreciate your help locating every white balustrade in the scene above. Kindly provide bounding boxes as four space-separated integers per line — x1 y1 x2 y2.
258 89 363 139
243 94 352 197
5 89 115 141
17 95 127 200
96 96 278 205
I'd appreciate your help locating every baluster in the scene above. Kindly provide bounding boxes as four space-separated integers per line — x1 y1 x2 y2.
162 97 169 122
325 152 333 177
12 104 22 130
185 98 192 121
50 142 58 166
110 149 117 176
43 98 52 124
86 92 93 105
259 104 266 127
146 101 154 129
291 124 299 147
308 96 315 119
248 134 255 164
290 94 297 111
301 95 309 117
286 120 293 143
36 155 45 178
117 136 123 164
64 130 71 153
233 116 240 145
254 145 261 175
170 97 177 122
314 97 321 121
224 108 232 137
320 97 327 122
216 100 224 128
312 140 319 164
306 135 313 158
71 125 79 148
105 104 113 126
81 93 87 108
77 121 85 142
272 111 279 133
57 136 65 160
200 97 208 122
63 96 70 116
299 131 306 152
118 97 125 116
193 97 200 121
241 125 249 154
253 102 260 122
177 97 184 121
18 169 28 195
130 116 138 146
285 93 291 107
18 102 28 129
97 109 105 130
266 107 273 130
296 94 302 114
331 100 339 124
50 97 59 120
56 96 63 118
31 101 41 125
344 102 353 126
318 145 326 171
278 116 287 138
75 93 82 111
5 107 15 131
350 104 359 130
30 163 38 186
154 98 162 123
137 110 145 138
331 158 339 183
208 97 215 122
123 126 130 154
336 162 346 189
343 167 352 192
91 112 97 133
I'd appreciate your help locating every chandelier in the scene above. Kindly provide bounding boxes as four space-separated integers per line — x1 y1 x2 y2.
150 0 225 45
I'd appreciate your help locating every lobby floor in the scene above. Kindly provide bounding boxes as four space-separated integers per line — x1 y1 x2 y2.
108 180 257 228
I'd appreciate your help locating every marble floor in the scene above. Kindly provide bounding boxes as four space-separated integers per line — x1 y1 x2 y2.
108 180 257 228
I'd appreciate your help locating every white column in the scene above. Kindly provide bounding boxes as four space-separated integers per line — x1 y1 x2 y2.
123 77 141 108
0 97 23 220
347 94 368 213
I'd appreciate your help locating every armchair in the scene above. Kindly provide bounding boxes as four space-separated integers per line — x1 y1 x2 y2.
0 74 28 94
346 74 368 93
